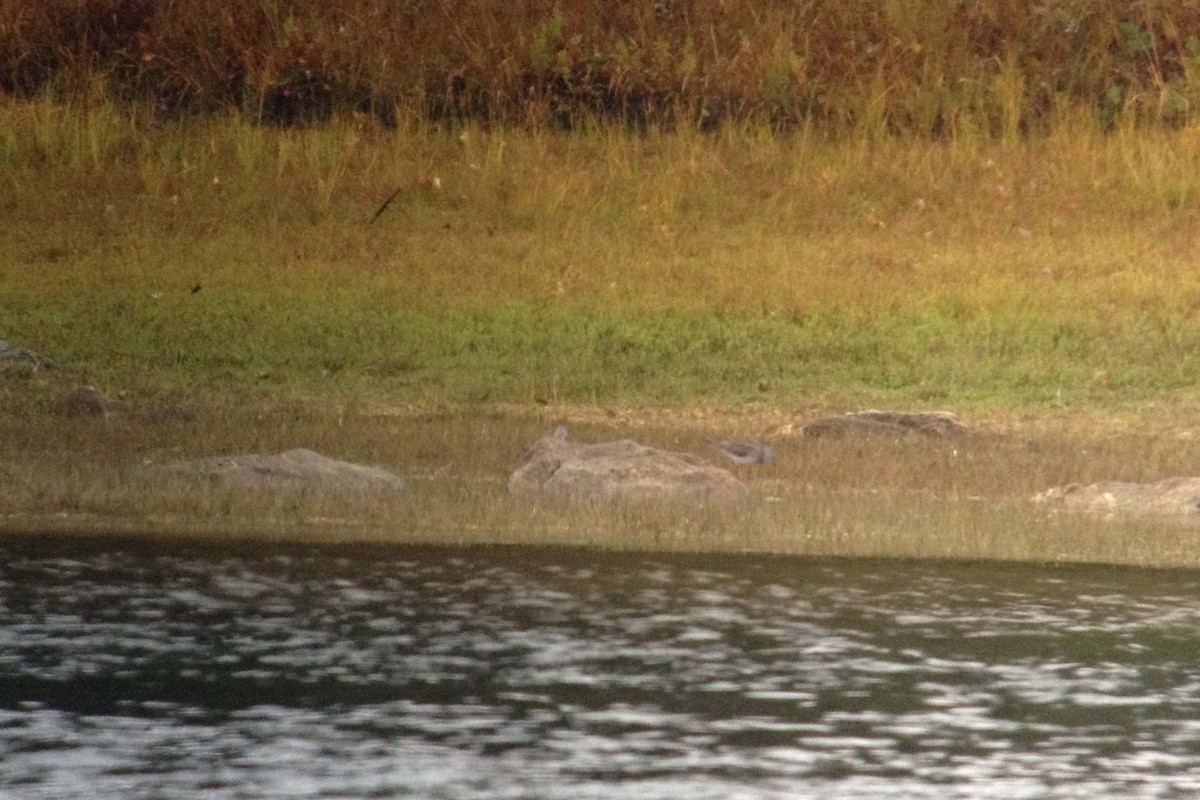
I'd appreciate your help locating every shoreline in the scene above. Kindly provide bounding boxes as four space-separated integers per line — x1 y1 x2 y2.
5 399 1200 569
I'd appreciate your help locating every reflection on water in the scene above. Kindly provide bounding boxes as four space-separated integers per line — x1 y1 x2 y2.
3 537 1200 799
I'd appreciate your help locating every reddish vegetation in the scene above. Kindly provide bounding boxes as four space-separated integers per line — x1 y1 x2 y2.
3 1 1200 130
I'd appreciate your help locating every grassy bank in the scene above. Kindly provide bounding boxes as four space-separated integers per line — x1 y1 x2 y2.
8 99 1200 412
8 99 1200 562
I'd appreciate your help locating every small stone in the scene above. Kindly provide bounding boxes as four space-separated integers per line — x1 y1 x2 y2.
64 385 107 417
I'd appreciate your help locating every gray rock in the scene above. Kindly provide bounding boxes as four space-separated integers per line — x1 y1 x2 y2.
803 410 977 439
1033 477 1200 521
510 432 747 504
63 385 107 417
714 439 777 465
148 448 405 494
0 338 56 370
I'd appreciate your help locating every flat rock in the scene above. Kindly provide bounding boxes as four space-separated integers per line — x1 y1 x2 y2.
802 410 978 439
510 433 747 504
1033 477 1200 521
0 338 56 370
148 448 405 494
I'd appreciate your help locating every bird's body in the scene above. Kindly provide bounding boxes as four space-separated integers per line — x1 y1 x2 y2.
517 425 569 464
714 439 777 465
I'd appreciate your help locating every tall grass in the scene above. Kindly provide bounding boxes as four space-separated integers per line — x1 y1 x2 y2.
5 1 1200 132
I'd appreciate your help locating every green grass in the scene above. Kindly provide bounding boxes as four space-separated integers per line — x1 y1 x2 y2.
9 292 1200 411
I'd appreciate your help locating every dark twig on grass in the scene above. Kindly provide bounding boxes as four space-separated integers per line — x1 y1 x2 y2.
370 187 403 224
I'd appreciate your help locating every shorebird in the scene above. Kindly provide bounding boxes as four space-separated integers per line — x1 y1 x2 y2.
517 424 570 465
713 439 777 465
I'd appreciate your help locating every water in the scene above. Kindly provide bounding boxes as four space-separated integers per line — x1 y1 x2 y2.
3 537 1200 799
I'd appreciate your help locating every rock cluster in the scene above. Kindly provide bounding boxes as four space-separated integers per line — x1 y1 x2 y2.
1034 478 1200 522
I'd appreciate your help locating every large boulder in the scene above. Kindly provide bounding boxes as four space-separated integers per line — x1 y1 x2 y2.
147 448 405 494
510 432 747 504
1034 477 1200 522
802 410 978 439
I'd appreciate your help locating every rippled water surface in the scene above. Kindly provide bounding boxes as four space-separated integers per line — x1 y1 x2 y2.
4 537 1200 798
